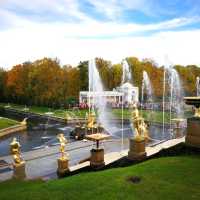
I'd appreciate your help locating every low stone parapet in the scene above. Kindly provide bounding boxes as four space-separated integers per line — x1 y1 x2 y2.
0 124 27 138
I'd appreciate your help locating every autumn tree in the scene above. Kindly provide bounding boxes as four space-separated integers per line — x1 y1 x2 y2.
0 68 6 102
96 58 112 90
110 64 123 89
1 56 200 107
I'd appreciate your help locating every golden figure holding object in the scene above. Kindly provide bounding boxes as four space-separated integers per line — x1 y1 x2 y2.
57 133 68 159
10 138 26 179
10 138 24 165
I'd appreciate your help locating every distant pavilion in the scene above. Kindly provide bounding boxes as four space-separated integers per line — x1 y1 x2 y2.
79 82 139 108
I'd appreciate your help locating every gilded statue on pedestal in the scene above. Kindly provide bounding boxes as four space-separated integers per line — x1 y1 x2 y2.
131 104 150 141
86 111 96 129
57 133 68 159
131 103 139 120
10 138 24 164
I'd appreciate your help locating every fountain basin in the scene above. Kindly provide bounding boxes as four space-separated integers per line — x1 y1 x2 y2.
85 133 110 141
86 133 110 149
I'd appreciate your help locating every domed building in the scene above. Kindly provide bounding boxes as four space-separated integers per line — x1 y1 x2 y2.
79 82 138 108
116 82 139 104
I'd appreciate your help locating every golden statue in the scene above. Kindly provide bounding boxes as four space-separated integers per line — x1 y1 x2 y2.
10 138 24 164
65 112 72 121
20 118 27 126
57 133 67 159
131 104 141 136
131 103 139 120
131 104 150 141
138 118 150 140
194 107 200 117
86 111 96 129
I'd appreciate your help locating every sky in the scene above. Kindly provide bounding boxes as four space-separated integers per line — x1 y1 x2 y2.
0 0 200 68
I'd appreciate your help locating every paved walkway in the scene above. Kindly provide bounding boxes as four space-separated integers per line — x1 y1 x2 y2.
0 137 185 182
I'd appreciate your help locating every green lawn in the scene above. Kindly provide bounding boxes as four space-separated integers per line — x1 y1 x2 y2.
0 103 193 123
0 117 19 130
0 156 200 200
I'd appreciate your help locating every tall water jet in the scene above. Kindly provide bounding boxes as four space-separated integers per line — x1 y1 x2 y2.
196 76 200 96
162 66 166 139
141 71 153 105
122 59 132 84
88 59 117 135
163 56 173 139
167 67 185 138
121 59 133 151
168 67 184 119
141 71 154 122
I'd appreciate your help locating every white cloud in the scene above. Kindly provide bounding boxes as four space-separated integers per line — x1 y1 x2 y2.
1 12 198 38
0 1 200 68
0 0 91 22
0 25 200 69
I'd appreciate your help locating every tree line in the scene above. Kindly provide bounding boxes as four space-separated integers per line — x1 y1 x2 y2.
0 57 199 108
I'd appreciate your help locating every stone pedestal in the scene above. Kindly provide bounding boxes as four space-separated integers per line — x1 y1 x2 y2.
128 138 146 161
13 161 26 180
57 157 70 177
186 117 200 148
90 149 105 169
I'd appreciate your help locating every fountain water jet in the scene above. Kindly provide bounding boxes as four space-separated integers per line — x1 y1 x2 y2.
141 71 154 107
88 59 118 135
141 71 154 124
168 67 185 119
167 67 185 138
122 60 132 84
121 59 134 151
196 77 200 96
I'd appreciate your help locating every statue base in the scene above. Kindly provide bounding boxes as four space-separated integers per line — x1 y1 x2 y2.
186 117 200 148
128 138 146 161
90 149 105 169
57 157 70 177
13 161 26 180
